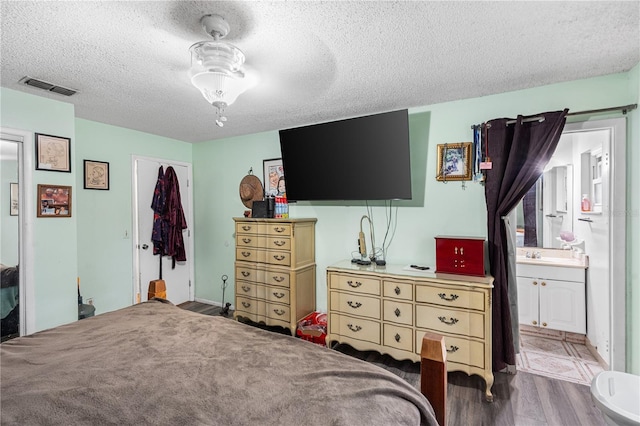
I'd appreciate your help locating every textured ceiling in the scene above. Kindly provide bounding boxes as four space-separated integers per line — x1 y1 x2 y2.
1 1 638 143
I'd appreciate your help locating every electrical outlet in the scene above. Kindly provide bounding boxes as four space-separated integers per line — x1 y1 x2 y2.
87 298 93 306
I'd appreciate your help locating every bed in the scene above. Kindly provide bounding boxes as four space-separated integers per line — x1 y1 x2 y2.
0 264 19 339
1 299 445 425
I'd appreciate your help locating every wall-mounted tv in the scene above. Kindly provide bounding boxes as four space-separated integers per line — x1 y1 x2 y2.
279 109 412 201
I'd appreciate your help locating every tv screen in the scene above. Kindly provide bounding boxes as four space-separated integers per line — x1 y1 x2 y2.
279 109 412 201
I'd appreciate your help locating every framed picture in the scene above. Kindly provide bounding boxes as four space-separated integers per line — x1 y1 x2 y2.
35 133 71 172
37 184 72 217
84 160 110 190
10 183 18 216
436 142 473 181
263 158 286 197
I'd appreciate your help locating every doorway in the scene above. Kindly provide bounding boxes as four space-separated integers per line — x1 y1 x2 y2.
514 117 626 374
131 156 194 306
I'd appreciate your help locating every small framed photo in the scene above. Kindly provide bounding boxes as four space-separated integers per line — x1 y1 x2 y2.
263 158 286 197
436 142 473 181
84 160 110 190
37 184 72 218
10 183 18 216
35 133 71 172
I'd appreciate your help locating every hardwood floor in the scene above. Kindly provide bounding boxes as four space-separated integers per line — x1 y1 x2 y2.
179 301 606 425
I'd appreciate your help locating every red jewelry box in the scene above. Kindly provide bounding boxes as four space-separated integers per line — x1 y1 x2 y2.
435 236 486 277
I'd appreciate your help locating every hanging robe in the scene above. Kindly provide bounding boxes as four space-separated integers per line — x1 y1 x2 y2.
164 166 187 267
151 166 167 256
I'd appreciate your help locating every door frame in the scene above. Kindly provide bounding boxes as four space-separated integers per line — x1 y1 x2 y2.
562 118 626 371
0 127 36 336
131 155 195 305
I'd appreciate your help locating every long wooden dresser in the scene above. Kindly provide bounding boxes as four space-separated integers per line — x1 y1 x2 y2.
326 260 495 401
233 218 317 335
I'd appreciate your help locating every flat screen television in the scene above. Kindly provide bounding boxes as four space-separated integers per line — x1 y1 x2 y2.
279 109 412 201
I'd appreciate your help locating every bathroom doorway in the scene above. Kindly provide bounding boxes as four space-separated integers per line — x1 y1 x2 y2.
514 117 626 374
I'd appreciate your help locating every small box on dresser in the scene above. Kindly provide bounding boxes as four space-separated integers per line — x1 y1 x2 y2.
233 218 317 335
435 235 485 276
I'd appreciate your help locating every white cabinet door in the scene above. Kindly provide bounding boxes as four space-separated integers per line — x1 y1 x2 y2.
516 277 540 327
539 279 586 334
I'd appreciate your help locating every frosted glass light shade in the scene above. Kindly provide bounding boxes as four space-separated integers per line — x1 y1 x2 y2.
189 40 247 108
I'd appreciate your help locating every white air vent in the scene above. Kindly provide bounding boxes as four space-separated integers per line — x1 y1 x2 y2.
19 76 77 96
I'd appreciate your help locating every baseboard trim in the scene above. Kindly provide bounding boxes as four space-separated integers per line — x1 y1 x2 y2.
194 297 235 311
584 337 609 369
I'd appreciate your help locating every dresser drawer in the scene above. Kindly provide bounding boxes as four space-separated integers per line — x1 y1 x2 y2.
265 236 291 251
415 305 485 339
262 269 290 288
265 250 291 267
330 291 380 320
266 302 290 322
236 281 258 299
415 331 485 369
236 296 265 317
435 236 485 276
415 285 485 311
329 313 380 345
236 234 261 248
236 222 259 234
383 300 413 326
262 223 291 237
383 280 413 301
329 273 380 296
384 324 413 352
236 247 259 263
266 287 290 304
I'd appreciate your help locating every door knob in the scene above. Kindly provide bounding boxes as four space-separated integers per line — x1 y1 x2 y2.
142 244 149 250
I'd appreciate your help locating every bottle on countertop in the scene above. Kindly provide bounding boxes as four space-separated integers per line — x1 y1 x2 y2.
581 194 591 212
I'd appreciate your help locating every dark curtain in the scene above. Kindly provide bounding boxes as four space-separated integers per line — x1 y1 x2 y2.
485 109 568 371
523 186 537 246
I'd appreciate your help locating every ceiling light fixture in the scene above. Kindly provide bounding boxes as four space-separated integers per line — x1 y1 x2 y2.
189 14 249 127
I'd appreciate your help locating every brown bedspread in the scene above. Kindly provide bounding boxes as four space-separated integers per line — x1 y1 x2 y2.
1 300 437 425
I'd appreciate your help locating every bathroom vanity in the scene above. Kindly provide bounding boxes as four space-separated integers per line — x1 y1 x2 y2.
516 248 588 334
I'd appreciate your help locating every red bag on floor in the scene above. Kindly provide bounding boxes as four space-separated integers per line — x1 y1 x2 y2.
296 312 327 346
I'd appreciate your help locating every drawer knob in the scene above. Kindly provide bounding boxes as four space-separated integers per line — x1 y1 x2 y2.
460 247 464 256
273 309 286 316
347 280 362 288
241 285 251 292
241 301 251 308
347 323 362 332
273 240 286 246
454 247 458 255
438 316 459 326
273 292 285 299
241 251 251 257
242 238 252 244
438 293 459 302
395 333 401 342
447 345 459 353
273 255 286 261
347 301 362 309
273 227 285 233
242 225 251 231
273 276 285 283
533 281 538 286
241 271 250 277
542 322 547 327
532 320 538 325
541 282 546 287
394 286 401 295
394 308 401 317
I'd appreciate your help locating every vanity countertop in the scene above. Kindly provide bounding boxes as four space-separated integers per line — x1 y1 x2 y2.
516 248 588 269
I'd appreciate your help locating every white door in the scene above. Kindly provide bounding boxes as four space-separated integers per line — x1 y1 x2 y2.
133 157 193 305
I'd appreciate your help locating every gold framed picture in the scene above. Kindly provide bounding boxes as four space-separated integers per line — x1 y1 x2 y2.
436 142 473 181
37 184 72 217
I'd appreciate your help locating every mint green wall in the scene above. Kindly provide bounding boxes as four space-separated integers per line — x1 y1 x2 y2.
75 119 192 316
193 71 639 372
627 63 640 374
0 88 78 331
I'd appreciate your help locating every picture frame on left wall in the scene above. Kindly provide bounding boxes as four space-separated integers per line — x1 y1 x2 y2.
37 184 72 218
35 133 71 172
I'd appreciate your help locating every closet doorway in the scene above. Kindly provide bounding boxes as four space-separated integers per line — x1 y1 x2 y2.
0 127 35 339
132 156 194 305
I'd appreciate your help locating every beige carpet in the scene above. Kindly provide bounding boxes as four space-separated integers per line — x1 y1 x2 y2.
516 332 605 386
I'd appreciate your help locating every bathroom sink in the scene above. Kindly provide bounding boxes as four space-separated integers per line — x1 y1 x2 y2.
516 248 588 269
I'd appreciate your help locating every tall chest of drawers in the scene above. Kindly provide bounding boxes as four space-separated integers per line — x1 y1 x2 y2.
326 261 495 401
233 218 317 335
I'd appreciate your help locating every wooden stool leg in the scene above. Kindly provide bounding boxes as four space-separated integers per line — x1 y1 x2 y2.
421 332 447 426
